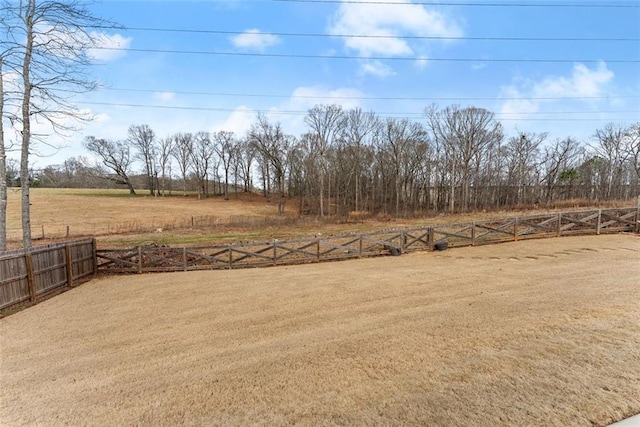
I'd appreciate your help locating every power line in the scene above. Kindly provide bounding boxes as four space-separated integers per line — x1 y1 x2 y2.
94 47 639 63
81 101 640 120
271 0 639 7
102 87 640 102
100 26 639 42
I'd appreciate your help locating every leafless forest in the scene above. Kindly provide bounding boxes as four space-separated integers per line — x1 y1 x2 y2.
25 106 640 217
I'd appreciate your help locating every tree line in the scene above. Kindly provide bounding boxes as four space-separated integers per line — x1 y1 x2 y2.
2 2 638 251
75 105 640 218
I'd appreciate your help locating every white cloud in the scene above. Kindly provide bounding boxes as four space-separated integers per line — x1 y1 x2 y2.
287 86 364 111
154 92 176 101
230 29 280 51
328 0 462 57
533 62 614 98
500 62 615 121
88 33 132 62
358 60 396 78
211 106 256 135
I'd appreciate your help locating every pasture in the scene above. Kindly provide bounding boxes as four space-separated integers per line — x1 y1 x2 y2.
1 234 639 426
6 188 626 249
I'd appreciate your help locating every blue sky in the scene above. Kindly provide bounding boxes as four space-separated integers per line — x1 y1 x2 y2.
7 0 640 167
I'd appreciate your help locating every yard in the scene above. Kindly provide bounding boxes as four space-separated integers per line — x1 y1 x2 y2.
1 234 639 426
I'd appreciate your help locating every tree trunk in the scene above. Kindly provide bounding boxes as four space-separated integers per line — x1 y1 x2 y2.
0 55 6 251
21 2 35 249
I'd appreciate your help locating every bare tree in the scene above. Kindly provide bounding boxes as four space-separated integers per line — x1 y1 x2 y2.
3 0 119 248
541 137 582 203
0 53 7 252
625 123 640 181
379 118 429 216
128 124 157 196
236 137 255 193
305 104 345 217
427 105 503 212
342 108 379 213
504 132 545 205
593 123 631 199
212 130 236 200
249 114 292 216
0 55 7 250
190 131 214 199
157 135 173 196
172 132 193 196
83 136 136 194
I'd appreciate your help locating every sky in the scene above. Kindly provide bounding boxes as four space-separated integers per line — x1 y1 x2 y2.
3 0 640 168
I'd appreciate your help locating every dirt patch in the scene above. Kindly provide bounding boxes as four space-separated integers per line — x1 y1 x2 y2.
1 234 639 426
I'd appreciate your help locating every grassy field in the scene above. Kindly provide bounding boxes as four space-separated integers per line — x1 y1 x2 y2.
6 188 633 249
1 234 639 426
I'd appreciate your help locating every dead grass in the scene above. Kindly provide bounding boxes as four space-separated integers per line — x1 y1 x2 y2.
4 188 637 249
1 234 639 426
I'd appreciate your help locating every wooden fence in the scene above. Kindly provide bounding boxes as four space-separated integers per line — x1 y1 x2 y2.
0 239 97 310
96 207 639 274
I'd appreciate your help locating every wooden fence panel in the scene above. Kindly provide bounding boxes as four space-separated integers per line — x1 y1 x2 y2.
599 208 638 232
0 255 30 309
31 246 67 296
273 238 322 265
515 213 560 239
93 207 640 275
0 239 96 310
68 241 97 280
230 242 277 268
431 223 474 248
473 218 517 245
318 235 362 260
402 227 431 252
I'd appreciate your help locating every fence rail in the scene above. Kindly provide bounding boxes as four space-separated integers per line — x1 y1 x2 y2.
96 207 639 274
0 239 97 310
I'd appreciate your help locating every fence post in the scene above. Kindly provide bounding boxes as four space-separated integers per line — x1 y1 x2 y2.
273 241 277 266
25 252 36 303
92 238 98 276
427 227 434 251
557 213 562 237
596 209 602 235
65 244 74 287
183 247 188 271
471 222 476 246
228 244 233 269
138 246 143 274
358 235 363 257
400 230 406 253
514 217 519 242
317 238 321 261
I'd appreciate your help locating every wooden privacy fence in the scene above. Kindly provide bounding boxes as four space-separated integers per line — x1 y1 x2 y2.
0 239 97 310
97 207 639 274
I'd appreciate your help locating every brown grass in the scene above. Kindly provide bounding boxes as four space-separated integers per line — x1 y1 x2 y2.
1 234 639 426
6 188 636 250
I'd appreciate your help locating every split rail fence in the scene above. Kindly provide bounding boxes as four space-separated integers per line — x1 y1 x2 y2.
96 207 639 274
1 208 637 311
0 239 97 310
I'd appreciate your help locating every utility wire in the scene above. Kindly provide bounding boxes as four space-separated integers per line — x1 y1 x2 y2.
101 87 640 102
271 0 639 7
81 101 640 119
93 47 639 63
96 26 639 42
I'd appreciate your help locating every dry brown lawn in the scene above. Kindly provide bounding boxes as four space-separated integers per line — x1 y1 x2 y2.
5 188 287 239
1 234 639 426
9 188 632 249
